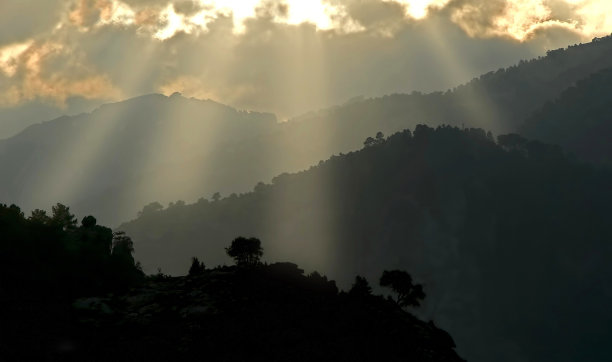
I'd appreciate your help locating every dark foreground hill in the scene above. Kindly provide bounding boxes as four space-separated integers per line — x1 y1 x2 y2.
67 265 463 362
0 205 462 361
120 125 612 362
1 257 464 361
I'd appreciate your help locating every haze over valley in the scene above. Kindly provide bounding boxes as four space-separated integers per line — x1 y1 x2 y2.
2 1 612 362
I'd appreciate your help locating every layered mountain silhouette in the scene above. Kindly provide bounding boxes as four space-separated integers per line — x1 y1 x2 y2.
291 34 612 135
3 36 612 225
521 66 612 164
120 126 612 362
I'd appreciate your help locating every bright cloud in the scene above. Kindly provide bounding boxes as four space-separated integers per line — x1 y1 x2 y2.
448 0 612 41
52 0 612 42
0 41 34 77
386 0 452 19
1 0 612 126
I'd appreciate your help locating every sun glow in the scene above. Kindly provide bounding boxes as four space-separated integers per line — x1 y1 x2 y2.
386 0 451 19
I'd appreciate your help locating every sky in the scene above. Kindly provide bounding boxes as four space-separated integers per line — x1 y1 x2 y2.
1 0 612 136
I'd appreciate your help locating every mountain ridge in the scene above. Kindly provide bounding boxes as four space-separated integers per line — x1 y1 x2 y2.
3 36 612 226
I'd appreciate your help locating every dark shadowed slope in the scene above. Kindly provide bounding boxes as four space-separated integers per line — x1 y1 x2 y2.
520 67 612 164
120 126 612 362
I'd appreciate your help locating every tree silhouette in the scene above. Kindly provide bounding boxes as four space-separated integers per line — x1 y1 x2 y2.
363 136 376 148
225 237 263 266
1 202 143 299
51 203 77 230
112 231 136 264
380 270 425 308
29 209 50 224
188 257 205 275
364 131 385 148
349 275 372 298
138 202 164 217
81 215 97 228
306 271 339 295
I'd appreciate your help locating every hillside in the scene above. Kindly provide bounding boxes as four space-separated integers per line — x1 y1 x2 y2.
520 67 612 164
120 125 612 362
0 94 278 225
2 36 612 225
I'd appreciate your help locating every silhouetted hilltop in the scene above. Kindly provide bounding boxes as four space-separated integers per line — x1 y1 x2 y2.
62 264 464 362
120 126 612 362
520 66 612 164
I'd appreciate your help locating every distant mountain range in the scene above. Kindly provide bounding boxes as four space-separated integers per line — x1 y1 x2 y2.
290 34 612 135
0 94 278 225
2 36 612 225
2 35 612 225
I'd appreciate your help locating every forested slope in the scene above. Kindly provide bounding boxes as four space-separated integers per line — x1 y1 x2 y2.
121 125 612 362
521 66 612 164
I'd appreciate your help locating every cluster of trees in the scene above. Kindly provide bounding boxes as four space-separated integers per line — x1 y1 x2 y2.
347 271 425 308
0 203 143 298
225 237 264 266
193 236 426 310
63 238 462 362
363 132 386 148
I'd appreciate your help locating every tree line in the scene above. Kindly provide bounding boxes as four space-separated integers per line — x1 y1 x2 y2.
0 203 143 299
